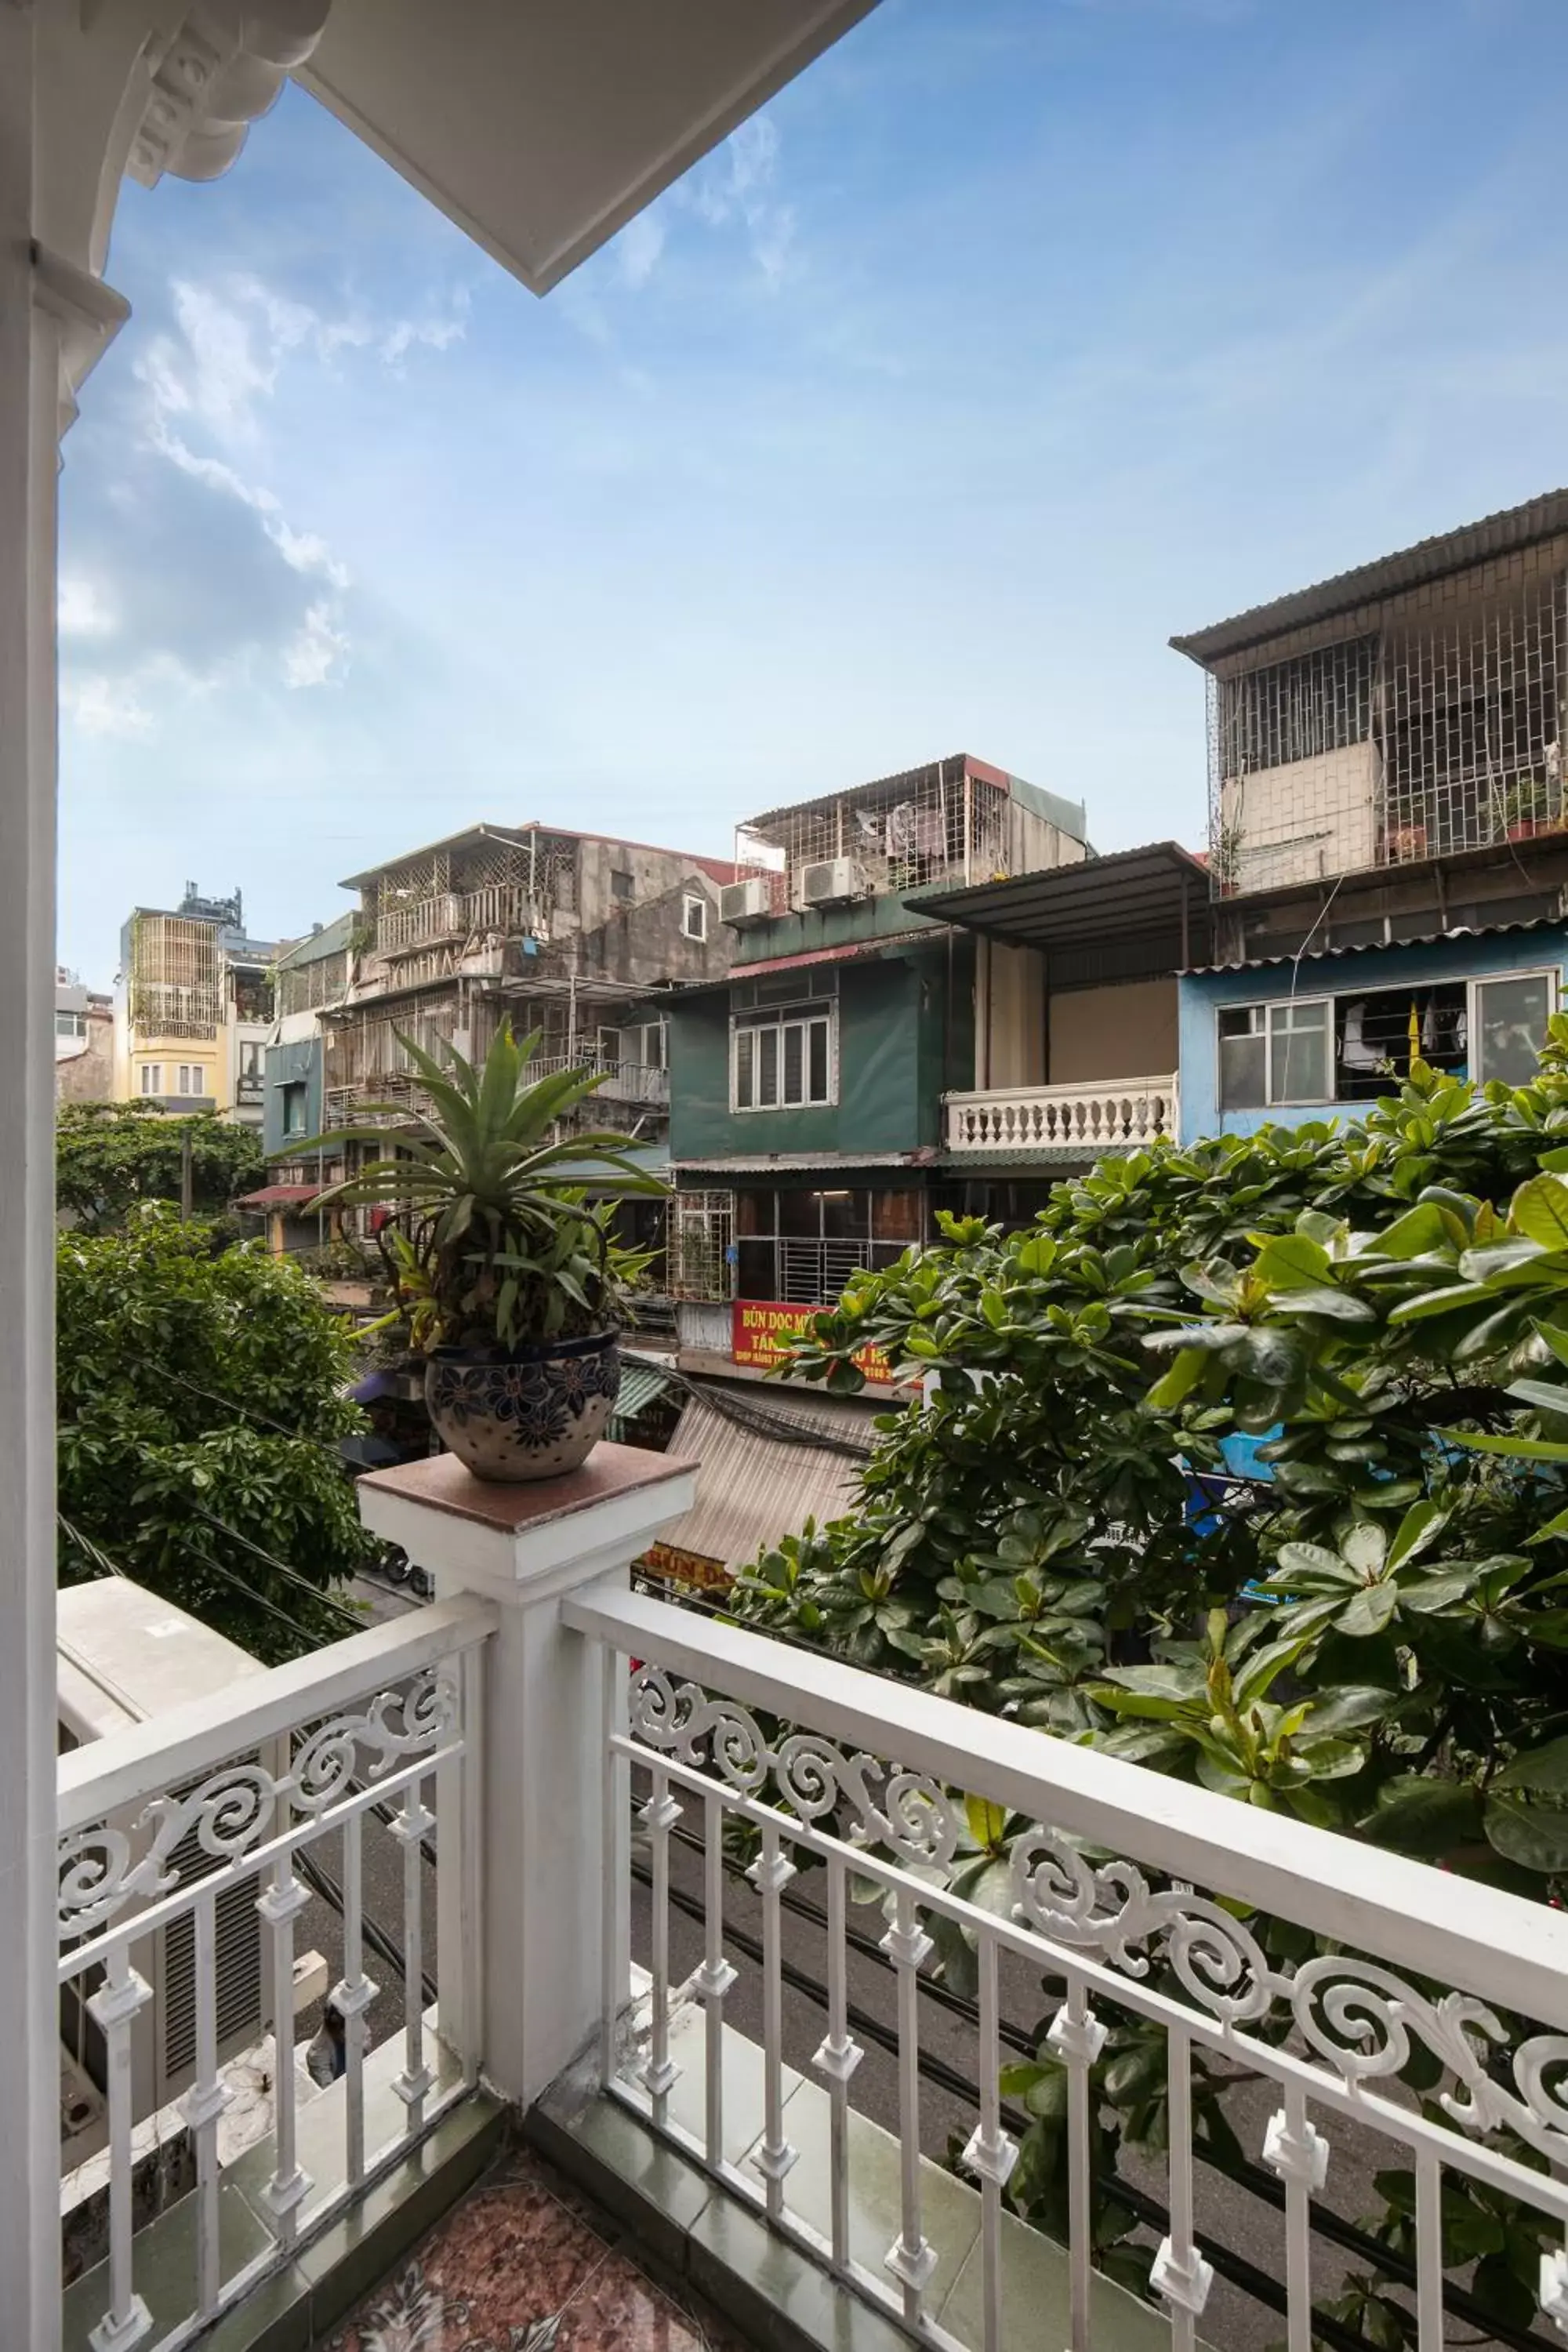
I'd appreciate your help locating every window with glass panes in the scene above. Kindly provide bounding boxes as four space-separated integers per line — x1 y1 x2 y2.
1217 968 1558 1113
730 970 837 1110
734 1185 924 1302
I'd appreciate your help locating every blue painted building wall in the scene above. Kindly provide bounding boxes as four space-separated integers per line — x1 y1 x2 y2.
262 1037 323 1160
1178 925 1568 1144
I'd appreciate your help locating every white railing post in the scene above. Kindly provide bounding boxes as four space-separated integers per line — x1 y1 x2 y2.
357 1445 696 2108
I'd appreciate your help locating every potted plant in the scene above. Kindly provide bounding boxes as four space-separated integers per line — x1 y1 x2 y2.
1500 772 1554 842
309 1024 664 1483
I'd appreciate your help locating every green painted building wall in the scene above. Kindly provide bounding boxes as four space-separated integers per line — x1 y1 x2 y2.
667 938 972 1163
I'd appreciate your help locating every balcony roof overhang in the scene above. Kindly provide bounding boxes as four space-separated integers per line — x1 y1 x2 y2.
907 841 1212 976
297 0 879 297
1170 487 1568 670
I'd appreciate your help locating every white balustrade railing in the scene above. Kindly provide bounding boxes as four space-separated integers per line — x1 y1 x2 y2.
945 1075 1177 1153
57 1595 495 2352
563 1578 1568 2352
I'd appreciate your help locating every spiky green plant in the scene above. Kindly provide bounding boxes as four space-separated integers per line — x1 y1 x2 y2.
305 1022 665 1348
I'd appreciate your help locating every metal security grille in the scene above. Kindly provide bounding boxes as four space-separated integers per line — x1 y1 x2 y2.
670 1192 732 1301
777 1236 869 1304
278 951 348 1017
734 759 1064 908
1218 637 1374 778
1208 567 1568 891
128 914 222 1040
1383 572 1566 858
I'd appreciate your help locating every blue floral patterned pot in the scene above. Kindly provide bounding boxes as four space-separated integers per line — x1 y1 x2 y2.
424 1331 621 1483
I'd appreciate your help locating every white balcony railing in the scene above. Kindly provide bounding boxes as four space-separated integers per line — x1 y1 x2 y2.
58 1595 494 2350
69 1448 1568 2352
561 1575 1568 2352
945 1075 1177 1154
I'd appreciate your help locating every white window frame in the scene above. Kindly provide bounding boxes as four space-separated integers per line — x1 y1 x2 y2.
595 1025 622 1070
639 1019 666 1069
1468 967 1558 1085
139 1063 162 1096
1218 967 1561 1114
682 892 709 942
1216 996 1332 1112
731 1005 837 1112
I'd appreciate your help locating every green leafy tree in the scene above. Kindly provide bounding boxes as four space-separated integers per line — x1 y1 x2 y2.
726 1020 1568 2339
56 1102 266 1232
57 1208 373 1657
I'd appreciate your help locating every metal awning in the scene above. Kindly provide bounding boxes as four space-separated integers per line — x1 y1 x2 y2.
652 1390 881 1575
236 1184 323 1209
906 842 1211 960
610 1359 679 1425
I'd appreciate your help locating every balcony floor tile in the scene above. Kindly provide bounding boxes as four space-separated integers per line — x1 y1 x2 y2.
321 2144 746 2352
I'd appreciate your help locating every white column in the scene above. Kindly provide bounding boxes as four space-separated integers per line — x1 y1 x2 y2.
0 20 125 2342
357 1443 696 2108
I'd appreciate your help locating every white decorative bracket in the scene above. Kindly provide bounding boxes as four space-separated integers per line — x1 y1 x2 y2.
1264 2106 1330 2192
1047 2000 1109 2067
813 2031 863 2085
880 1917 934 1972
884 2232 940 2295
960 2122 1019 2187
128 2 332 191
1151 2238 1215 2318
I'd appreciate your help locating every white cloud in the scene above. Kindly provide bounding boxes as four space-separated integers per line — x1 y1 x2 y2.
283 601 349 689
64 673 155 739
616 211 667 290
683 117 795 287
58 575 118 640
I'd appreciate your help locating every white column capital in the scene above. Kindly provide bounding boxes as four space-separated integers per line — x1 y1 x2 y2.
356 1444 697 1606
31 244 130 435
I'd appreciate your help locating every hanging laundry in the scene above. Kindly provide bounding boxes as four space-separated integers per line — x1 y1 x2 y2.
885 802 919 858
1341 1002 1379 1071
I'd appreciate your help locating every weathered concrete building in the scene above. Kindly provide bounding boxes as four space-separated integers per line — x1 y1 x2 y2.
54 971 114 1104
318 822 738 1148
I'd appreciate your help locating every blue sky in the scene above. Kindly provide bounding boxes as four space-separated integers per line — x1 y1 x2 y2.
58 0 1568 985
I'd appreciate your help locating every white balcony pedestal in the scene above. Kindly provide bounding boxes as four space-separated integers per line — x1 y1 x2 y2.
356 1444 695 2111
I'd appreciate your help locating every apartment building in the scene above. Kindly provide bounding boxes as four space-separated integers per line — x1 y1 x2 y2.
662 754 1088 1388
55 969 114 1104
114 884 280 1127
317 822 735 1149
1170 489 1568 1140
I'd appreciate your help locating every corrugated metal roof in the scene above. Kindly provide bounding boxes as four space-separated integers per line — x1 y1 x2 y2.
278 913 356 970
1181 914 1566 978
610 1361 678 1425
935 1147 1099 1167
908 841 1210 952
732 931 936 978
1171 488 1568 667
671 1151 937 1174
655 1391 879 1573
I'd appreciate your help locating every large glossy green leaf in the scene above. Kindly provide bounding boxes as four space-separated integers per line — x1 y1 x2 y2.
1483 1792 1568 1873
1512 1174 1568 1252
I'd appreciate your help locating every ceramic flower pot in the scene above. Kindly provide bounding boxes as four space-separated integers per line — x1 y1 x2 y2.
424 1331 621 1483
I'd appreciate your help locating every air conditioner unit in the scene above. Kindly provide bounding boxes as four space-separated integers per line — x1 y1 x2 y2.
56 1581 273 2141
798 857 866 909
720 877 772 927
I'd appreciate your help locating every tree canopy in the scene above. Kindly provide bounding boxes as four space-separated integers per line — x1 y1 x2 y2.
57 1209 373 1658
728 1022 1568 2339
56 1101 266 1232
